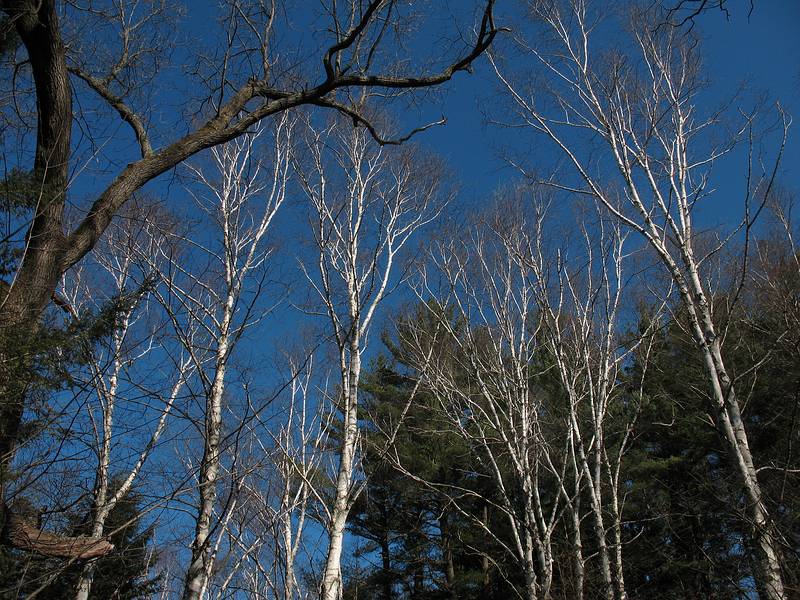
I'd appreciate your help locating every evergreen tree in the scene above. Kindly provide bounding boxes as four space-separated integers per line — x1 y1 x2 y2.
621 245 800 597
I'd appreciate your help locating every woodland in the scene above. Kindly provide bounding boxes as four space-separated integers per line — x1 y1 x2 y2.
0 1 798 598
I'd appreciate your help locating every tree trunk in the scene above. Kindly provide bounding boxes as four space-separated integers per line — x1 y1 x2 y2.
568 407 614 600
711 351 785 598
609 488 627 600
680 269 786 599
1 509 113 558
440 510 456 599
592 493 614 600
321 342 361 600
0 1 115 561
74 506 111 600
523 544 539 600
0 0 72 481
571 498 584 600
283 508 296 600
182 314 231 600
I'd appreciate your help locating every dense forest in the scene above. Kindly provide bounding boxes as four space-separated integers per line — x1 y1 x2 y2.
0 1 798 598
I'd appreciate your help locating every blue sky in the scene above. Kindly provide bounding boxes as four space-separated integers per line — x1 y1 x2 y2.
11 0 797 589
51 0 799 443
53 0 799 219
63 0 800 246
135 0 800 403
415 1 800 215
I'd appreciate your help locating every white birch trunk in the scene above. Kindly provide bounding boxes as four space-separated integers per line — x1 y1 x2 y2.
320 341 361 600
489 4 789 595
65 226 185 600
182 309 231 600
297 120 440 600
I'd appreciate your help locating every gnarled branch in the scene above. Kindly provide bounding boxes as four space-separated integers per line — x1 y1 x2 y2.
2 504 114 560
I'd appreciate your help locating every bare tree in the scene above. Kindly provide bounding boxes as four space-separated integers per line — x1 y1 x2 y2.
393 195 662 599
208 353 329 600
404 203 566 600
295 117 443 600
0 0 499 553
262 356 328 600
525 204 662 600
60 213 192 600
139 118 293 600
490 2 790 596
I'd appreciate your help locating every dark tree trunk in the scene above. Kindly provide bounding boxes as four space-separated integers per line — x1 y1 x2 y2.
1 0 72 484
439 510 457 599
381 526 392 600
0 0 114 561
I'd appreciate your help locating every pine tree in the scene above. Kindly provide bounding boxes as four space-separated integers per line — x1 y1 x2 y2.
621 246 800 597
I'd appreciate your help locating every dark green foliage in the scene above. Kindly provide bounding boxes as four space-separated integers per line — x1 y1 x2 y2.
0 168 38 276
620 247 800 598
346 358 474 599
1 168 44 213
0 165 151 480
0 273 154 460
0 16 20 58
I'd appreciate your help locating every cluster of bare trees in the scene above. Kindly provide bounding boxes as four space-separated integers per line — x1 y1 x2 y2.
392 197 658 599
0 0 498 596
487 2 790 596
1 111 445 598
1 0 796 598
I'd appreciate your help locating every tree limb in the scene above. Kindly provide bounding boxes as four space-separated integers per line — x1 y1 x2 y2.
2 504 114 560
67 65 153 158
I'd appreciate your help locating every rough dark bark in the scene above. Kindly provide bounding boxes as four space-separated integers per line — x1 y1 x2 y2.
0 0 70 327
0 0 92 558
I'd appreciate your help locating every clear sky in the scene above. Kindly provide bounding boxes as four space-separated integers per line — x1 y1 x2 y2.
167 0 800 379
414 1 800 216
53 1 800 426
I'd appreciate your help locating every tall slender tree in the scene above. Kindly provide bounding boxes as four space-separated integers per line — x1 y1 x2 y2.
296 116 443 599
490 2 790 595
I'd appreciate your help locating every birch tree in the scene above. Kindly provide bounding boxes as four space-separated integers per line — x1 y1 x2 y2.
405 203 567 600
525 205 661 600
61 211 192 600
209 354 328 600
263 357 327 600
141 118 293 600
296 118 443 600
490 2 790 596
